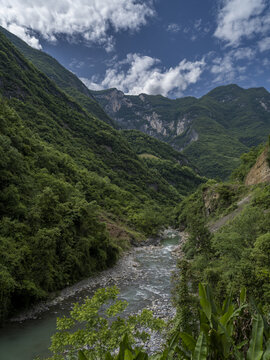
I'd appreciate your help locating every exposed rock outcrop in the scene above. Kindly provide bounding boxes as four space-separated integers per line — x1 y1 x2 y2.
245 147 270 185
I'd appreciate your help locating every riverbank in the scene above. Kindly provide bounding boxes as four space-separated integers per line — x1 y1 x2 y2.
0 229 184 360
11 249 140 322
11 230 185 323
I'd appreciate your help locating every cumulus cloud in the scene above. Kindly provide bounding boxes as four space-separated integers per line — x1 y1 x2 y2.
85 53 205 97
214 0 269 46
0 0 154 50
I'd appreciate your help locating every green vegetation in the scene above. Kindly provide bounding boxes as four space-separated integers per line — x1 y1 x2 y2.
45 284 270 360
178 116 248 180
231 144 265 182
93 85 270 179
122 130 205 196
43 139 270 360
1 24 270 360
122 129 192 165
174 144 270 311
0 31 204 321
46 286 164 360
0 100 120 322
0 26 115 127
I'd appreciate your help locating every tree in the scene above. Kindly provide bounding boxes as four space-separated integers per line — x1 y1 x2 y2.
47 286 165 360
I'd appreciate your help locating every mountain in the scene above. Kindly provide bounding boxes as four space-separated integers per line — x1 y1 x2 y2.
4 25 270 180
92 85 270 179
121 129 203 196
0 30 204 320
175 136 270 308
0 26 115 127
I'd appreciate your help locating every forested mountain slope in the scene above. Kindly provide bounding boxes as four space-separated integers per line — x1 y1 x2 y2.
92 86 270 179
0 26 115 127
175 138 270 309
0 32 203 321
121 130 204 196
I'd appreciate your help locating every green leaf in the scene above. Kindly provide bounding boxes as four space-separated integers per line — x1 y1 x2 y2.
236 340 248 350
168 331 180 350
247 314 264 360
192 332 207 360
206 284 218 315
116 334 133 360
105 353 114 360
180 332 196 352
125 349 135 360
263 339 270 360
219 304 234 326
135 352 149 360
222 292 232 315
78 350 88 360
199 283 212 322
240 287 247 306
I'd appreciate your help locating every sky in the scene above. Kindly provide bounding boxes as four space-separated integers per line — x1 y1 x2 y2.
1 0 270 98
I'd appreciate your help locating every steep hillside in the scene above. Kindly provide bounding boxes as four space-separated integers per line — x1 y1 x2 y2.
175 137 270 309
0 31 203 321
0 26 115 127
122 130 204 196
92 86 270 179
245 146 270 185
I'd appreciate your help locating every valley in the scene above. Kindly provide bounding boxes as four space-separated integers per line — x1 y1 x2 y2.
0 23 269 360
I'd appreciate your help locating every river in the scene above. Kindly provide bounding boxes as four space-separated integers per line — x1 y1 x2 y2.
0 230 181 360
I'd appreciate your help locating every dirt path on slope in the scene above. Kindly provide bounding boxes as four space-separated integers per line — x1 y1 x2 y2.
209 194 252 233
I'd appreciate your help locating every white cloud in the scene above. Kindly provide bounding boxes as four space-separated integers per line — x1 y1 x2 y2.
85 53 205 97
194 19 202 30
167 23 181 33
262 58 270 66
214 0 269 46
232 47 256 60
80 77 104 91
182 19 211 42
210 53 246 83
258 37 270 52
69 59 85 69
0 0 154 50
5 23 42 49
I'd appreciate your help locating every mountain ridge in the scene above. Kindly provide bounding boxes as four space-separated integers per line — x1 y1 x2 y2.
92 85 270 179
4 25 270 180
0 26 116 127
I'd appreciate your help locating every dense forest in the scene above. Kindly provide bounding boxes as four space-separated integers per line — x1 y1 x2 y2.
0 31 203 321
46 140 270 360
174 138 270 314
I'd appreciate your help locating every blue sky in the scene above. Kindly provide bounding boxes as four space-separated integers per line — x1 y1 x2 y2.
1 0 270 98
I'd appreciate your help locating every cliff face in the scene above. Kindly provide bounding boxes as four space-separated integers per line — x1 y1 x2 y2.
245 147 270 185
92 88 198 146
91 85 270 179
